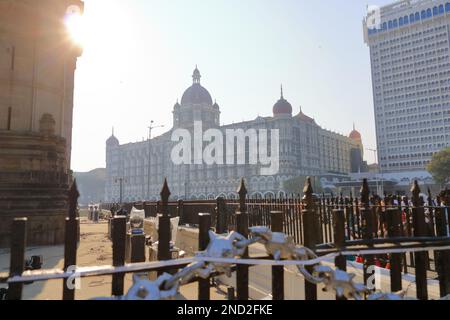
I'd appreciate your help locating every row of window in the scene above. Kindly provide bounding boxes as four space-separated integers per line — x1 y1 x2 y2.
375 63 450 83
381 83 450 97
382 160 431 169
368 3 450 36
374 72 448 86
387 152 436 160
378 77 450 93
381 100 450 110
375 41 449 61
380 92 450 103
383 113 448 124
373 25 448 49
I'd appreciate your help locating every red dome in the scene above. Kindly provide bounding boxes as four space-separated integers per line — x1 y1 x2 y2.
273 86 292 116
349 129 361 140
273 98 293 115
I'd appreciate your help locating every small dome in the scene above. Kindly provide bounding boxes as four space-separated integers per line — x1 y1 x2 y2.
273 85 292 116
107 128 119 146
349 124 362 140
174 100 181 109
107 135 119 146
295 108 315 124
213 100 220 109
180 66 213 105
181 85 213 105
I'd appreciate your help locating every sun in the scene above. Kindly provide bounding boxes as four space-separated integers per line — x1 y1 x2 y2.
65 5 86 46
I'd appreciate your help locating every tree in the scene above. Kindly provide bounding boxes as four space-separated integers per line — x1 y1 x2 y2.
283 176 323 195
426 147 450 187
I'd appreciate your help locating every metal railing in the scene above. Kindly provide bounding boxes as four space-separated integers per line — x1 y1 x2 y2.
1 178 450 300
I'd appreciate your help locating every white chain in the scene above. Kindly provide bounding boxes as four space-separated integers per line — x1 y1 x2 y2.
93 227 450 301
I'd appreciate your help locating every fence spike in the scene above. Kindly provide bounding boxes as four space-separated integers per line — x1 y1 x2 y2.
237 177 247 196
160 178 171 202
69 179 80 200
360 178 370 205
411 180 421 206
69 180 80 219
303 176 314 195
237 178 247 213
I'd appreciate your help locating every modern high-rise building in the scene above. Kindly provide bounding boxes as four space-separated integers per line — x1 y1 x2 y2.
364 0 450 173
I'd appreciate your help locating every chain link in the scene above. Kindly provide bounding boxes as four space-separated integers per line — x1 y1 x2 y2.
96 227 448 300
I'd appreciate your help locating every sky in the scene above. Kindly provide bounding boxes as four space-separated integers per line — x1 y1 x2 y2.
71 0 395 172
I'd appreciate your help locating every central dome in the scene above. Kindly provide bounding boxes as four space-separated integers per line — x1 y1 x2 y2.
180 67 213 105
273 85 292 116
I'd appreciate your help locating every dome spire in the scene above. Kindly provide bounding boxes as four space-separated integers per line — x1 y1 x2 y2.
273 85 292 116
112 126 115 136
193 65 201 84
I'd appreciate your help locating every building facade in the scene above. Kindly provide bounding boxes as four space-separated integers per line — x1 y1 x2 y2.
364 0 450 173
105 68 364 202
0 0 83 246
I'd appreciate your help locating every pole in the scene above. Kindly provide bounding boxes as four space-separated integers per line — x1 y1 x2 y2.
119 178 123 204
147 121 164 200
147 130 151 199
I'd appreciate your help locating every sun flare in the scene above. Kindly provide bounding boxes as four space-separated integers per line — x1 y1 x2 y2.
65 12 86 46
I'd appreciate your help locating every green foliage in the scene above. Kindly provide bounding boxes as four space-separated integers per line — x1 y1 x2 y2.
283 176 323 195
426 147 450 186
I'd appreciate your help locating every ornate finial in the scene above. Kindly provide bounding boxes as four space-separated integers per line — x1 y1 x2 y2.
303 177 314 195
193 65 201 84
69 180 80 219
302 177 315 210
160 178 171 204
112 127 114 136
360 179 370 205
280 84 284 99
237 177 247 197
69 180 80 202
353 123 356 131
411 180 421 206
237 178 247 212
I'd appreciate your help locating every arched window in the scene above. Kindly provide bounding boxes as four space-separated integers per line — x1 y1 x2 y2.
399 17 404 26
410 13 415 22
446 3 450 12
404 15 409 24
393 19 398 27
439 4 444 14
427 8 432 17
433 6 439 16
421 10 426 19
415 12 420 20
382 22 387 30
388 20 393 29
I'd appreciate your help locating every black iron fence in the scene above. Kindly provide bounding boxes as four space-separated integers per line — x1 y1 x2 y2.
1 178 450 300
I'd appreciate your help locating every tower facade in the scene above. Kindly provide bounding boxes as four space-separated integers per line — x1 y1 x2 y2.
0 0 83 246
364 0 450 173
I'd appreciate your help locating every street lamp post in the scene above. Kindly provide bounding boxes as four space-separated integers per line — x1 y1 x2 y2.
147 121 164 199
115 177 127 204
